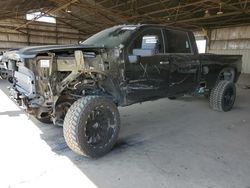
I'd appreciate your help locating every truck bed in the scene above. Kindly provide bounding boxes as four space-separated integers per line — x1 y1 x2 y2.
199 53 242 88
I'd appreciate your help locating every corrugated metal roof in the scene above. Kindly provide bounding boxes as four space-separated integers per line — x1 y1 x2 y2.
0 0 249 38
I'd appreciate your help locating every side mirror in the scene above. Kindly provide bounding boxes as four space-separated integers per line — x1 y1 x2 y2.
128 48 155 63
128 35 159 63
132 35 159 57
128 55 138 64
133 49 155 57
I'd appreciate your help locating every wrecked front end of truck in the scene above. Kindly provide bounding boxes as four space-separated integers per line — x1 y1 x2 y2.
4 45 123 125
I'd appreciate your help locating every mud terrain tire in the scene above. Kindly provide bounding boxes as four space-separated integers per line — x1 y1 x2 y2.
209 80 236 112
63 96 120 158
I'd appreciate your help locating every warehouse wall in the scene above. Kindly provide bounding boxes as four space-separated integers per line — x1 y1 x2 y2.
207 25 250 74
0 18 84 50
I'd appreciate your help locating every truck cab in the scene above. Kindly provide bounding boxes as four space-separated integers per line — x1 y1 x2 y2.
121 25 200 104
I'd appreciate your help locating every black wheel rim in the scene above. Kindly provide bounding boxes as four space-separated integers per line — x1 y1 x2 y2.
85 106 117 148
223 87 235 108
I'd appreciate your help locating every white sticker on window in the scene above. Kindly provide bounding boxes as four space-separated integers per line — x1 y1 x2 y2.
143 36 158 44
40 59 50 68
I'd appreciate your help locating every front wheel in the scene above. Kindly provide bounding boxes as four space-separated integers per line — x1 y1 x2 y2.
63 96 120 158
209 80 236 112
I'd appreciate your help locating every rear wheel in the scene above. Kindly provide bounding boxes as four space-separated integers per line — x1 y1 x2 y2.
0 69 8 79
209 80 236 112
8 77 13 83
63 96 120 158
219 68 235 82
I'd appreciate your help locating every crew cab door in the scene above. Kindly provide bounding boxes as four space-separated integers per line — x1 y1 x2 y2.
124 27 170 103
164 29 200 94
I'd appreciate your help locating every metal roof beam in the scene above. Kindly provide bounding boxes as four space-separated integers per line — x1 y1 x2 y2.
15 0 78 31
173 9 250 24
126 0 212 21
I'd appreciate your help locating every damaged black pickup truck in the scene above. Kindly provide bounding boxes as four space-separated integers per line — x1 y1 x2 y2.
3 24 242 158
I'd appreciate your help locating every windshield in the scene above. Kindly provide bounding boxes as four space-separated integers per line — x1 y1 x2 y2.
82 26 138 48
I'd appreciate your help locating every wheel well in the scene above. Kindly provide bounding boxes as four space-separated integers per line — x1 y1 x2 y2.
218 67 236 82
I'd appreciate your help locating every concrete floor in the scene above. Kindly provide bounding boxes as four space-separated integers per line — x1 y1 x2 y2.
0 75 250 188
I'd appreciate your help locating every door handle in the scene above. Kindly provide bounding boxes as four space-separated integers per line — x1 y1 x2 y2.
160 61 170 65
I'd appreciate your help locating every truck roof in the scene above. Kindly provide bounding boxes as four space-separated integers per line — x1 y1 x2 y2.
116 24 192 33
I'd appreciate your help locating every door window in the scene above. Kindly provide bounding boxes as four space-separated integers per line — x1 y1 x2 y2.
165 29 192 54
128 28 164 54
